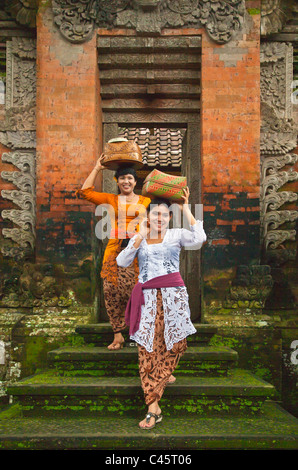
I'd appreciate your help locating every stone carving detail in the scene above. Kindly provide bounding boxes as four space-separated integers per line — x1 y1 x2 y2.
0 39 37 260
261 153 298 190
10 37 37 60
224 265 274 308
3 38 36 130
2 151 36 175
52 0 245 44
261 42 293 120
261 0 293 36
0 131 36 149
4 105 36 132
0 263 73 308
161 0 245 43
4 0 38 29
265 230 296 250
263 210 298 236
261 168 298 200
1 151 36 258
263 191 298 213
260 42 298 264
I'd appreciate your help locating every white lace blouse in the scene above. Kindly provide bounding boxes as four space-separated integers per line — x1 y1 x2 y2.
116 220 207 352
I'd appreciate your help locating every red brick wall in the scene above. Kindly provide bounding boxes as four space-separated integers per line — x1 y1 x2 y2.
35 7 102 263
200 3 261 306
33 4 263 300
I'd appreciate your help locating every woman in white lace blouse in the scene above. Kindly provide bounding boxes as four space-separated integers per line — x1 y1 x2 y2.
116 188 207 429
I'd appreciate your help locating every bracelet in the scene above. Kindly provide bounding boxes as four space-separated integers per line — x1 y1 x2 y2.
94 167 101 172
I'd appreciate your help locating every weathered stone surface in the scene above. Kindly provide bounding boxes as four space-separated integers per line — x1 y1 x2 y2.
47 344 238 377
7 369 276 417
75 323 218 346
0 402 297 450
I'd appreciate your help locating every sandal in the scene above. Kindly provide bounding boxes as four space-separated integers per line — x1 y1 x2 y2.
167 375 176 385
107 340 124 350
139 412 163 430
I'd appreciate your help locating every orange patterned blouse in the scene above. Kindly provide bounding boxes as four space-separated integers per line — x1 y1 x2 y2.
76 186 151 285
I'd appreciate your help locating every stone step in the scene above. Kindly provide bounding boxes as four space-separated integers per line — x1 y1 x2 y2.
47 345 238 377
7 370 276 417
0 402 297 450
75 323 218 347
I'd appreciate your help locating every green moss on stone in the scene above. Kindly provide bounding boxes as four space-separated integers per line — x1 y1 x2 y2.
247 8 261 15
0 404 23 420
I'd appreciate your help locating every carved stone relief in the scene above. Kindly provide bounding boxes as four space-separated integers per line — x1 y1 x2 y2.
52 0 245 44
261 42 293 120
3 38 36 131
0 38 36 260
224 265 274 309
260 42 298 265
4 0 38 29
261 0 294 37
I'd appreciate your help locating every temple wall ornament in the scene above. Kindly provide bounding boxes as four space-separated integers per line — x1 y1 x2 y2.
261 42 293 120
223 265 274 309
52 0 245 44
260 0 294 37
4 0 38 29
260 42 298 265
0 38 36 260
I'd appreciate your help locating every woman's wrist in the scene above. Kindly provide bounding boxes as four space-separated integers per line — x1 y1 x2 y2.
94 166 102 173
137 232 145 240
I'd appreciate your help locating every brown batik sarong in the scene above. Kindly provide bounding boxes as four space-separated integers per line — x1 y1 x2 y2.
137 289 187 405
103 263 136 333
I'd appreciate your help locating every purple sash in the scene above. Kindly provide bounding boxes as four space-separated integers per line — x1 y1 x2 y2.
125 272 185 335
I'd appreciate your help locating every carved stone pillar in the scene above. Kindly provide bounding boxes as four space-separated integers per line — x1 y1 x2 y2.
260 42 298 265
0 37 36 260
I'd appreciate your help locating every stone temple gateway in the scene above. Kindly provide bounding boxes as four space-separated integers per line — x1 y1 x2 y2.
0 0 297 449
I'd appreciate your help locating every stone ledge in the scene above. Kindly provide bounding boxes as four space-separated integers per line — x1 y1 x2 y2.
0 403 297 450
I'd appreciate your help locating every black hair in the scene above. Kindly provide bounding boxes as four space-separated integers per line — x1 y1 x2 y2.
114 166 137 181
147 197 173 215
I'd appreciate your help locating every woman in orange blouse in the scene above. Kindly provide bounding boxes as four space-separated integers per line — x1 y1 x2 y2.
77 154 151 350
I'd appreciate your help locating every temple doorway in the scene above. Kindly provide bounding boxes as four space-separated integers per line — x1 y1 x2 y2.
96 34 202 322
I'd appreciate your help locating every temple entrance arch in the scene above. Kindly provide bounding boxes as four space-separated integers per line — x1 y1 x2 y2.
96 34 203 322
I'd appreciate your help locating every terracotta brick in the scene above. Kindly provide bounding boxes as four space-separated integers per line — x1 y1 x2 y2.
212 239 230 246
35 7 102 262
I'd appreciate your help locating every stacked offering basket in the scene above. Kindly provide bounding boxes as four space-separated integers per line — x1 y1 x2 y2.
101 138 144 170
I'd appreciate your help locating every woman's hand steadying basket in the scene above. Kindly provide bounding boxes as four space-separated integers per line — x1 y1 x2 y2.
178 187 197 227
81 153 107 190
179 187 190 207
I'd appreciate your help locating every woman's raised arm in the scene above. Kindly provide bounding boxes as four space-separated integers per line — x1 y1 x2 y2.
81 154 106 189
178 187 207 248
76 154 115 205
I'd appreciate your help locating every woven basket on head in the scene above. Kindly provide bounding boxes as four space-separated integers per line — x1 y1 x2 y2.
142 169 187 201
101 138 144 170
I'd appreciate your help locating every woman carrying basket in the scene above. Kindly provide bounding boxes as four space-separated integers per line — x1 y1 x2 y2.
77 153 151 350
116 188 206 429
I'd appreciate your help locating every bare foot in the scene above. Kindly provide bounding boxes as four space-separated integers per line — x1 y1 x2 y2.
107 332 124 350
168 375 176 384
139 401 162 429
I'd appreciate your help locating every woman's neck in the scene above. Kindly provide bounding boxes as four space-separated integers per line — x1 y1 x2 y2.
119 192 137 201
147 229 166 243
